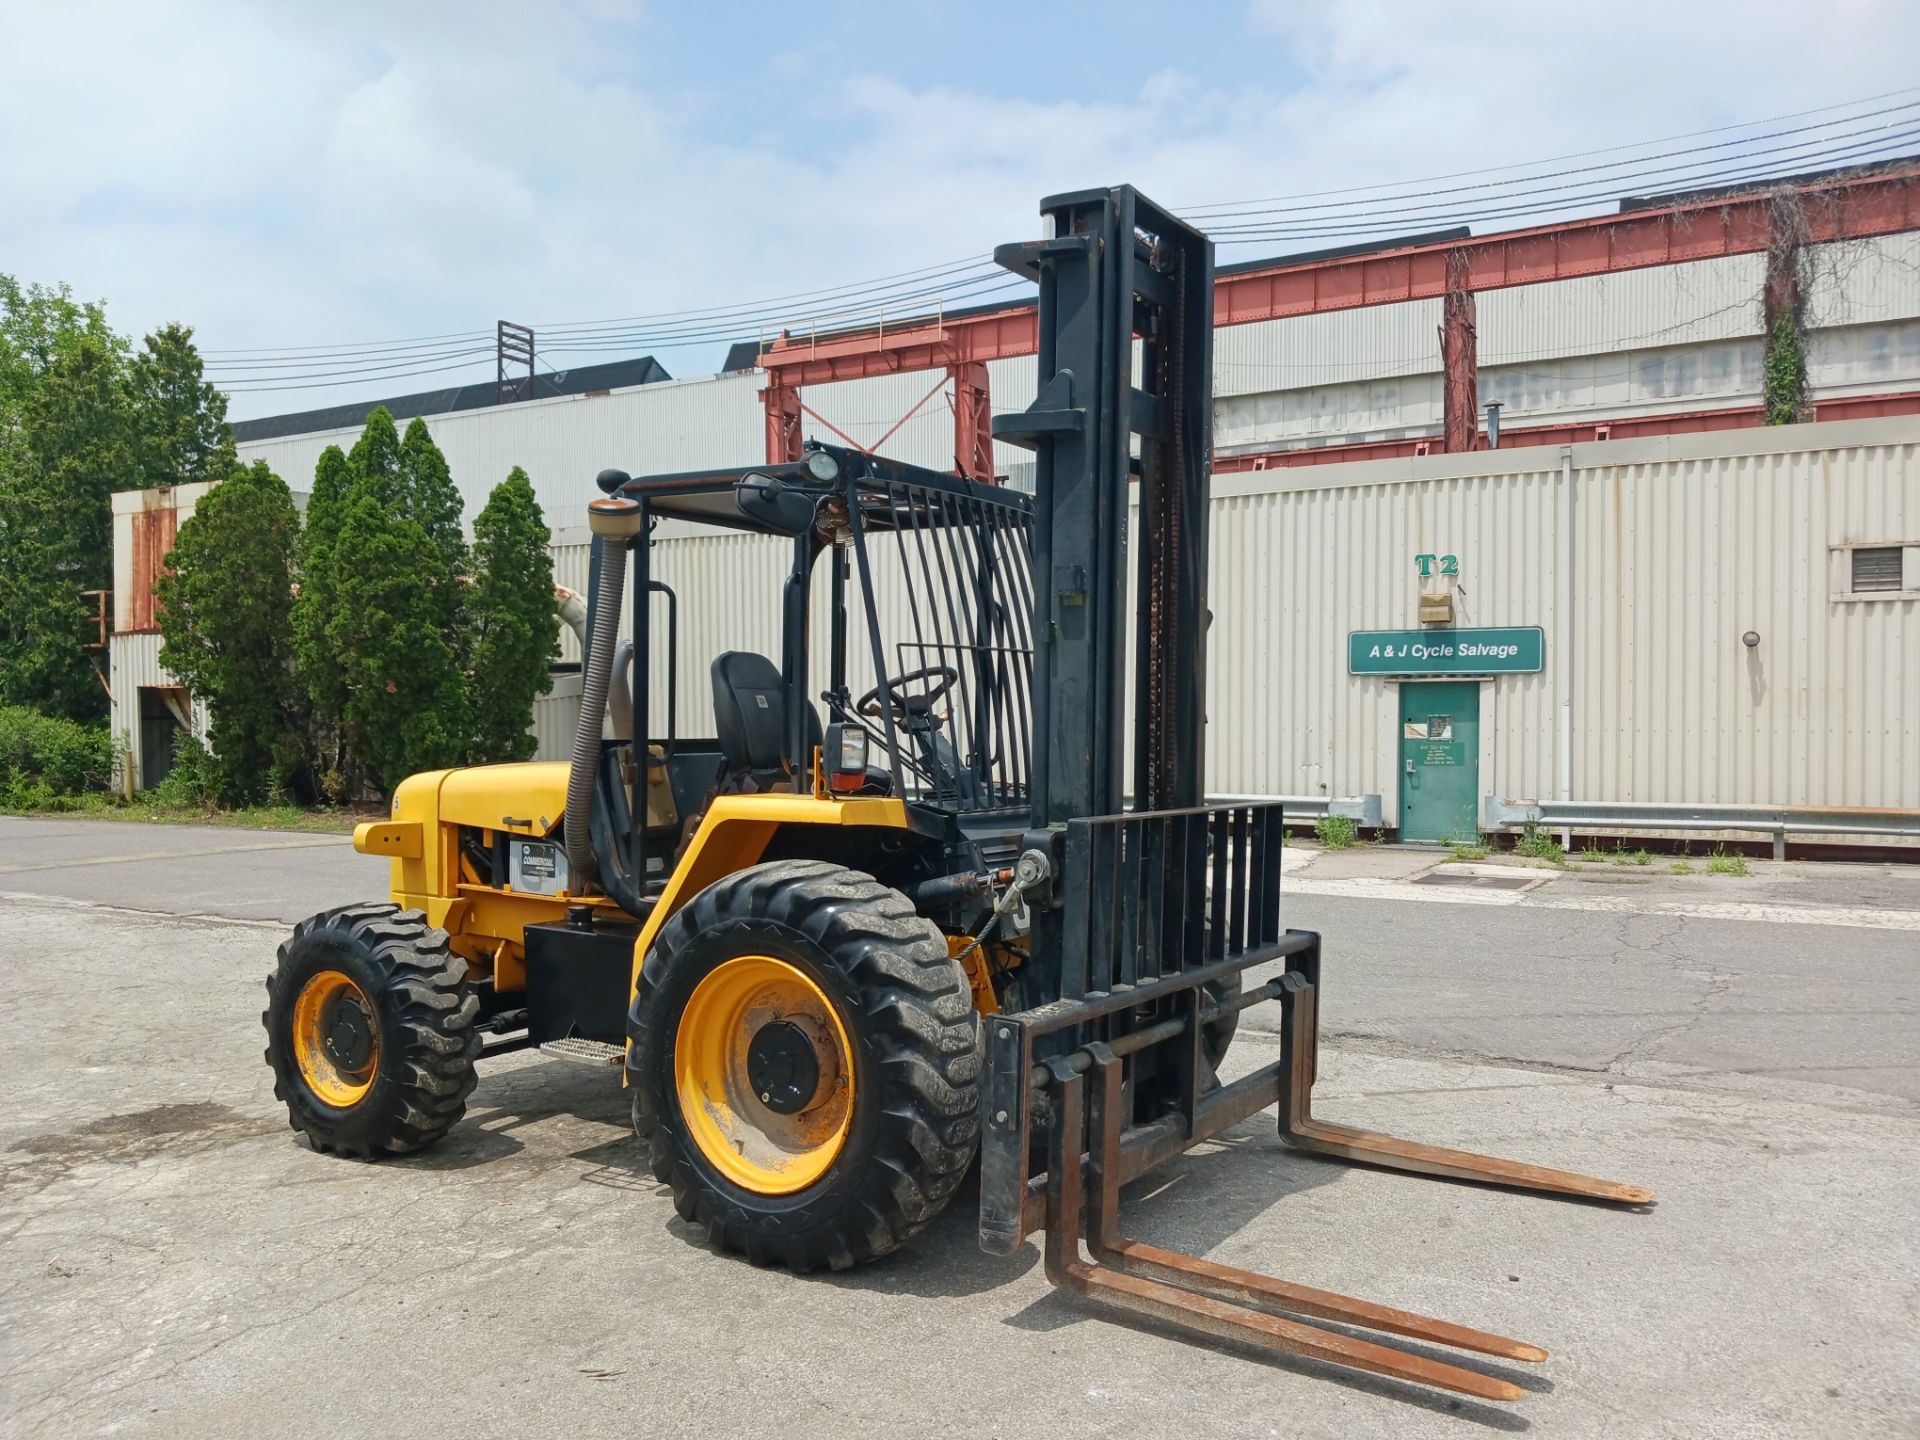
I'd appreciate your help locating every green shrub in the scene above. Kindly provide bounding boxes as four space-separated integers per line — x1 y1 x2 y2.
1314 814 1357 849
0 705 112 801
1447 837 1490 862
147 735 220 810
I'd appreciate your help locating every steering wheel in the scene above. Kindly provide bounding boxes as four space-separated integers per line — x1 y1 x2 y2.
857 665 960 720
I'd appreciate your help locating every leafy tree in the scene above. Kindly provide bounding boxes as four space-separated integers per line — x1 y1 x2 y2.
467 468 559 763
292 443 353 789
1 276 122 448
156 460 303 803
0 336 132 721
328 489 467 793
127 324 236 490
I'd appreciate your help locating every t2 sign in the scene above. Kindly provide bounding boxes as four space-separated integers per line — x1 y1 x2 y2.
1415 553 1458 579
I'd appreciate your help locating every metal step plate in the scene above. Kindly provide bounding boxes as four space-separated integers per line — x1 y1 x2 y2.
537 1037 625 1068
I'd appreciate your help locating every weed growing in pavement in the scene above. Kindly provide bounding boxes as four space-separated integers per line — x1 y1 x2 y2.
1315 815 1357 850
1671 859 1696 875
1706 846 1752 877
1514 820 1566 865
1447 837 1491 862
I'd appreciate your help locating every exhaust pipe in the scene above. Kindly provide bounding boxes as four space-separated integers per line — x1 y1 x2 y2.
567 487 644 889
554 584 589 649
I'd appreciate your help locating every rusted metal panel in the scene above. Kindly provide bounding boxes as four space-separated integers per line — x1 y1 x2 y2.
125 506 179 632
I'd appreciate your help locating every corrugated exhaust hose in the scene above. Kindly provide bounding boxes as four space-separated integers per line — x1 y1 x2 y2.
569 491 644 890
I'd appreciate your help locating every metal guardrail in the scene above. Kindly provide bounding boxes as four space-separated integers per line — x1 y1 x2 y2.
1207 794 1385 829
1483 796 1920 860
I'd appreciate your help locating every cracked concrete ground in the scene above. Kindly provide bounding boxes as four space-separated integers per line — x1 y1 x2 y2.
1 816 1916 1439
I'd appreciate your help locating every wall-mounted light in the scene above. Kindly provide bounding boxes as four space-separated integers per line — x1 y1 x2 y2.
1742 630 1761 648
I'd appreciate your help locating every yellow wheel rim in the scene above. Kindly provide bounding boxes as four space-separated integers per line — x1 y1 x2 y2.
292 969 379 1107
675 955 855 1196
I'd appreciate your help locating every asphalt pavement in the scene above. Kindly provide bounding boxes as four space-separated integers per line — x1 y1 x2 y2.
2 814 1916 1438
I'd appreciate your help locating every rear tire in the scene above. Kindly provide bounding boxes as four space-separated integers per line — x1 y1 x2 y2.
630 859 978 1271
264 903 480 1158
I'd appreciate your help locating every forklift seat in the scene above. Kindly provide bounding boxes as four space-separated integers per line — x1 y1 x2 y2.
710 651 820 788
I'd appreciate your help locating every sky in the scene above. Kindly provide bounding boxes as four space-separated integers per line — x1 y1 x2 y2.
4 0 1918 419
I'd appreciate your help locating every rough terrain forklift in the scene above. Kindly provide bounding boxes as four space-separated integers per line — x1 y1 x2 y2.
265 185 1649 1402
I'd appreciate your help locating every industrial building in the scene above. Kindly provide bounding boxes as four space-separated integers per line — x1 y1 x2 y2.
107 165 1917 845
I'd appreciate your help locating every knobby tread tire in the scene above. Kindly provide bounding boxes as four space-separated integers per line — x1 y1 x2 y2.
264 902 480 1158
629 859 978 1272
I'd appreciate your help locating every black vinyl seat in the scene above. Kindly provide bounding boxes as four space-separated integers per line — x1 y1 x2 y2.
710 651 820 791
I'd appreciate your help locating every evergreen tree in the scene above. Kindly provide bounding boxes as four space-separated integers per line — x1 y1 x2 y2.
127 323 236 490
328 488 467 793
156 461 302 802
346 406 401 508
394 417 467 641
396 417 465 579
467 468 558 764
0 336 132 721
291 407 478 793
292 443 353 791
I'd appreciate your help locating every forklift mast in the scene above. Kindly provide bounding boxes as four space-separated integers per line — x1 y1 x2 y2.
995 186 1215 829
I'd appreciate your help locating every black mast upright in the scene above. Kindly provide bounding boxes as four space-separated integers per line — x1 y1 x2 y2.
994 186 1216 834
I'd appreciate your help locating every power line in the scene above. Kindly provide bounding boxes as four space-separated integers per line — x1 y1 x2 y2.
207 92 1920 392
1185 99 1920 222
1179 85 1920 211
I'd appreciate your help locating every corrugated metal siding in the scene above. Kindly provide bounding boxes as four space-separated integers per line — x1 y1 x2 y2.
236 372 764 525
1808 316 1920 398
531 673 582 762
1805 232 1920 328
1200 417 1920 834
1479 254 1767 365
534 418 1914 839
107 631 210 788
1205 458 1563 807
126 508 178 632
1214 300 1441 398
235 239 1919 517
1576 429 1917 813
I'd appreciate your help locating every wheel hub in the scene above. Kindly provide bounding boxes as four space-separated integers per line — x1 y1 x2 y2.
747 1020 821 1114
322 995 374 1069
291 969 380 1108
673 955 855 1195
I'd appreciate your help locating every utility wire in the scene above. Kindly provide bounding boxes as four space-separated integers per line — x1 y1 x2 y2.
209 93 1920 391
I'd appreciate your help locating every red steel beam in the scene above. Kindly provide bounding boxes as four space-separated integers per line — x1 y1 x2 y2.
759 168 1920 390
1212 390 1920 473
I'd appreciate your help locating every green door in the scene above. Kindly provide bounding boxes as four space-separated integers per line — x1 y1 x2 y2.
1398 681 1480 843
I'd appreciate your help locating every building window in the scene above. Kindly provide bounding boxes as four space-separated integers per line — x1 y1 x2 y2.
1850 546 1904 593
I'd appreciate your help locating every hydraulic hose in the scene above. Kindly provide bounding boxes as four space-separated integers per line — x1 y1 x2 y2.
567 491 644 890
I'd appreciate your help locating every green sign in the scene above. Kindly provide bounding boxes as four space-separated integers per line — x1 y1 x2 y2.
1348 626 1544 676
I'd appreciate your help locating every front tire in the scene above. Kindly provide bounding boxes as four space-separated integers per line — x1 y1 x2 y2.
264 903 480 1157
630 860 978 1270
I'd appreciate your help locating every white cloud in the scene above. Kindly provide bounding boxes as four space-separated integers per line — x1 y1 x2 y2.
2 0 1912 418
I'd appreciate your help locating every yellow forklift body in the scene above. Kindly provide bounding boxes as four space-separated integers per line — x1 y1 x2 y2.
626 794 913 994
